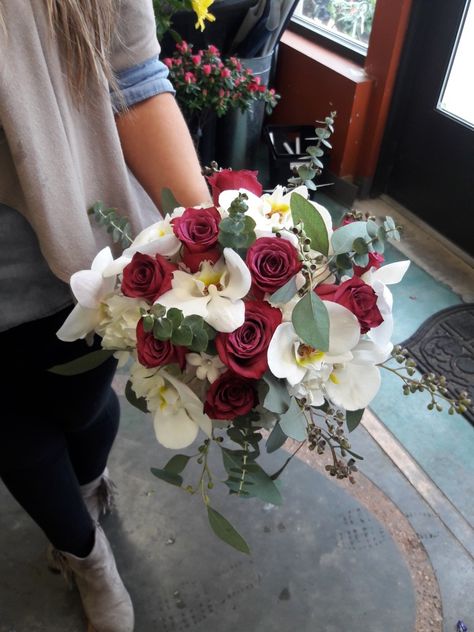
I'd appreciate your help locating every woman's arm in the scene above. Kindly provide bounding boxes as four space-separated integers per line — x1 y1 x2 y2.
115 92 212 211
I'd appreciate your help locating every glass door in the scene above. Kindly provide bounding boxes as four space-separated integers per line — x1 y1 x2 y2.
375 0 474 256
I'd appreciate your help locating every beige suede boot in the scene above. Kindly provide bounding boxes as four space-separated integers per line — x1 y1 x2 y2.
52 526 134 632
81 467 117 524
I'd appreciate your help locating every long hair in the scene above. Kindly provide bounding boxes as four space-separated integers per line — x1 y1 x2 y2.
1 0 118 95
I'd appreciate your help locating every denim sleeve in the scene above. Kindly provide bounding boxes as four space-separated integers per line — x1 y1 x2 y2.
111 55 175 113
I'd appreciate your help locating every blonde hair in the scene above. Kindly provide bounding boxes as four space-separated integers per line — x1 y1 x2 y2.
1 0 118 95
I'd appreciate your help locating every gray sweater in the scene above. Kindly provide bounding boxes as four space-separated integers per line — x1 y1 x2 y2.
0 0 165 330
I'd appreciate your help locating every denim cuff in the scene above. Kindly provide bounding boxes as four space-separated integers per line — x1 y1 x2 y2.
111 55 175 112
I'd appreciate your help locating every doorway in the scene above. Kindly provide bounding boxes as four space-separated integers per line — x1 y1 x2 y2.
374 0 474 256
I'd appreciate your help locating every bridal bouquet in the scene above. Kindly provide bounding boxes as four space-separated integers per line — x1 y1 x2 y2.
53 169 468 553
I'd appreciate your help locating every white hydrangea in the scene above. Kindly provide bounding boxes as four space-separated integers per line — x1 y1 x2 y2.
97 295 148 350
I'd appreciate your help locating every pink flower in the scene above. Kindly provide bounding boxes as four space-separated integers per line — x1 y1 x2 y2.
192 55 202 65
208 44 219 55
176 41 189 53
184 72 196 84
163 58 172 68
221 68 231 79
202 64 212 76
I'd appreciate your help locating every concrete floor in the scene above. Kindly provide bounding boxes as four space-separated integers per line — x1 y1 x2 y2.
1 191 473 631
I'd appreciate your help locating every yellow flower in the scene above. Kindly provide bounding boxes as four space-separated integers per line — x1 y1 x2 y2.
191 0 216 31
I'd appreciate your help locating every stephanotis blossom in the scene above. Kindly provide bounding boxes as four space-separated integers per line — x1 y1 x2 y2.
156 248 251 332
57 247 116 342
130 364 212 449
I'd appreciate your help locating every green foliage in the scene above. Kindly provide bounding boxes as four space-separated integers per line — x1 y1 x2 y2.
218 193 256 255
268 276 298 305
150 467 183 487
292 291 330 352
288 112 337 191
48 349 114 376
142 305 212 352
290 192 329 256
278 398 308 441
346 408 365 432
88 202 132 248
266 422 288 454
125 380 149 414
221 448 282 506
207 506 250 554
164 454 191 474
259 372 291 415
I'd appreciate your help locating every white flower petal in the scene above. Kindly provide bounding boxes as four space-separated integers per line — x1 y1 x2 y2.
153 407 199 449
326 363 381 410
205 295 245 332
70 270 105 308
351 339 393 365
56 304 100 341
325 301 361 355
220 248 251 300
268 322 306 386
157 289 210 318
371 260 410 285
91 247 113 273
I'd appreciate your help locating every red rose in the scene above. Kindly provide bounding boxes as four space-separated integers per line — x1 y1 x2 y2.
353 252 385 276
216 301 282 379
172 206 221 253
204 371 258 420
316 277 383 334
207 169 263 205
136 320 186 370
121 252 176 303
246 237 302 297
181 247 221 273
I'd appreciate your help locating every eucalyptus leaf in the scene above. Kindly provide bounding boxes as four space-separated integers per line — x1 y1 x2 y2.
166 308 183 329
266 422 288 453
171 325 193 347
279 398 308 441
150 467 183 487
331 222 369 255
125 380 149 414
153 318 173 341
190 329 208 352
48 349 114 376
346 408 365 432
268 276 298 305
207 506 250 554
164 454 190 475
260 372 291 414
292 291 330 352
142 315 154 332
290 192 329 256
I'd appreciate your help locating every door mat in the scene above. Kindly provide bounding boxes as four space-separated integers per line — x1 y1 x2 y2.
402 304 474 424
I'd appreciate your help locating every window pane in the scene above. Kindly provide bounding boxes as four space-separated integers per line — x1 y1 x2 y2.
438 0 474 129
293 0 377 49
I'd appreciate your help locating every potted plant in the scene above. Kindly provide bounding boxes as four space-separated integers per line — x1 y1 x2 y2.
163 41 280 165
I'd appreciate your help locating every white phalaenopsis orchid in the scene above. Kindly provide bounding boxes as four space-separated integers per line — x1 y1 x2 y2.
268 301 361 387
362 260 410 349
103 215 181 277
57 247 116 342
130 364 212 449
325 339 392 410
218 185 333 238
156 248 251 333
